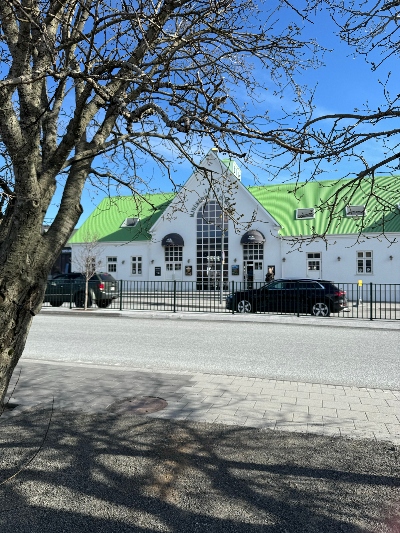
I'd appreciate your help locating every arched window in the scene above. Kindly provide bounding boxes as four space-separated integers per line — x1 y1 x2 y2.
196 201 228 290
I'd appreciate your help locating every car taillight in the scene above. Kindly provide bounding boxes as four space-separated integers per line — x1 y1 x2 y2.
334 290 346 296
98 283 105 290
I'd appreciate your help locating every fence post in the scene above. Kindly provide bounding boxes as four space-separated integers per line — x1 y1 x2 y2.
173 279 177 313
119 279 123 311
232 280 235 315
296 280 300 317
69 281 73 309
370 282 373 321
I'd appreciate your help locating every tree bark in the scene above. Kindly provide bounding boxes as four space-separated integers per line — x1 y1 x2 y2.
0 169 83 407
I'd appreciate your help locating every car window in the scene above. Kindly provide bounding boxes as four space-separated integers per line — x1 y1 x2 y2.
298 282 322 290
319 282 339 292
282 282 297 290
268 281 284 290
92 273 117 282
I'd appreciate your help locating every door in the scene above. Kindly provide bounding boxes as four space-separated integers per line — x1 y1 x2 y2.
243 261 254 289
259 280 297 313
165 263 182 281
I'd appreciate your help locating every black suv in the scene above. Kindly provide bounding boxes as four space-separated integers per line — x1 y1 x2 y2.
45 272 119 308
226 278 348 317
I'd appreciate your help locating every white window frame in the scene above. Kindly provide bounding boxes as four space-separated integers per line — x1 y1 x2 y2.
165 246 182 273
307 252 321 271
296 208 315 220
346 205 366 217
357 251 373 274
107 256 117 273
243 243 264 261
131 256 142 275
121 217 140 228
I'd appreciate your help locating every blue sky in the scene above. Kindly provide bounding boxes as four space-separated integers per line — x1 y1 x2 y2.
46 5 398 226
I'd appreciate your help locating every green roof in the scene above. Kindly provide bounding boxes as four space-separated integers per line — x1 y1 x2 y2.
249 175 400 236
69 193 174 243
69 175 400 243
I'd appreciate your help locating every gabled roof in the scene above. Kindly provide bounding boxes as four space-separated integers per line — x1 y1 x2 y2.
69 174 400 244
69 193 174 243
249 175 400 236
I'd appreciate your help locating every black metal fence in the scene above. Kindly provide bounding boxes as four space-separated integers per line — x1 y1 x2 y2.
43 280 400 320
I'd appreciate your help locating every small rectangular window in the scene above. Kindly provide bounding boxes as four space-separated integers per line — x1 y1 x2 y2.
307 252 321 271
346 205 366 217
121 217 140 227
357 251 373 274
107 257 117 273
296 208 315 220
131 256 142 275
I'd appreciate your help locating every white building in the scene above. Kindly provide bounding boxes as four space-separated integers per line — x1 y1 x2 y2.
69 150 400 287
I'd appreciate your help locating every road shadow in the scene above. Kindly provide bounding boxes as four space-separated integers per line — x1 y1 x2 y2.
0 408 399 532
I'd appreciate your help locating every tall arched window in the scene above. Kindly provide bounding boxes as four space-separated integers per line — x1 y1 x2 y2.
196 201 228 290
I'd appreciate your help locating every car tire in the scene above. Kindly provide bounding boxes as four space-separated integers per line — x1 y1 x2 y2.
98 300 111 308
49 301 63 307
74 292 92 308
311 302 330 317
237 299 252 313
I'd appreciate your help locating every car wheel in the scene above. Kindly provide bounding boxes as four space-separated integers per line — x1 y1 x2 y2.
74 292 92 308
49 301 63 307
311 302 330 317
237 299 252 313
98 300 111 308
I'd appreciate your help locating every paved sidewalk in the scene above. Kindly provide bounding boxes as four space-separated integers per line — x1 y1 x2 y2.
3 358 400 444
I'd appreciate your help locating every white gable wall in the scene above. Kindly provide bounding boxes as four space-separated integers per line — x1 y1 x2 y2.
70 151 400 290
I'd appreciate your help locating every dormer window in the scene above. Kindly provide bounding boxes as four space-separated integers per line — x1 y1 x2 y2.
346 205 366 217
121 217 140 228
296 208 315 220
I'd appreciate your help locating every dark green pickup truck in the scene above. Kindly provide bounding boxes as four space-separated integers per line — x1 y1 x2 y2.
44 272 119 308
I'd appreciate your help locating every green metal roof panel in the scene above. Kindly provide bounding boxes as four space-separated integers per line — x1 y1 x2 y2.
249 176 400 236
68 193 174 243
69 176 400 243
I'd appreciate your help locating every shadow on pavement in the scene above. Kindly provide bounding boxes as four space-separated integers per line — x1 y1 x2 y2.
0 408 399 532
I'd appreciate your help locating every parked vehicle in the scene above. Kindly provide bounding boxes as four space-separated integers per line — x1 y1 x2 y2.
225 278 348 316
45 272 119 308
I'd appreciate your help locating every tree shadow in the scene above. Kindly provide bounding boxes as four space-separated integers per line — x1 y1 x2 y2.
0 408 399 532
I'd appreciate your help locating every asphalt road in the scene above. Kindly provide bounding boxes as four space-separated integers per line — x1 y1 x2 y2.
23 314 400 390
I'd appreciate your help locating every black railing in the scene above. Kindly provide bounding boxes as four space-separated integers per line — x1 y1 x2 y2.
42 280 400 320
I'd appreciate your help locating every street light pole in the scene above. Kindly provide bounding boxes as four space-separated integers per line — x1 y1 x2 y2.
220 181 225 305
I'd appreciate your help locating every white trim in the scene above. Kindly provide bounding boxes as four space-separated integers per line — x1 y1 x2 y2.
121 217 140 228
346 205 366 217
296 208 315 220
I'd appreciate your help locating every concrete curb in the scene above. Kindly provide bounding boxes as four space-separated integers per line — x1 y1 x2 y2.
39 306 400 330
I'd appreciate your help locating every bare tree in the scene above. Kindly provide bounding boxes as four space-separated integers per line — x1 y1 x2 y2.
0 0 321 407
294 1 400 235
73 234 103 310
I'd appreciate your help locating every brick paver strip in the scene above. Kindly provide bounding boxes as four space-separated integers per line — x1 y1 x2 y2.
2 358 400 444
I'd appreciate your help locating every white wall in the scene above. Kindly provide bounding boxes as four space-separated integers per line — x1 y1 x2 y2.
280 233 400 285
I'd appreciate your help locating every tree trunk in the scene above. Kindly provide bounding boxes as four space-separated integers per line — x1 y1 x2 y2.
0 195 82 408
0 270 46 410
85 278 89 310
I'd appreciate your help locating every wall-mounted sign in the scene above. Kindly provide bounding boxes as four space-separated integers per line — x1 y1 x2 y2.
185 265 192 276
232 265 239 276
155 267 161 276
